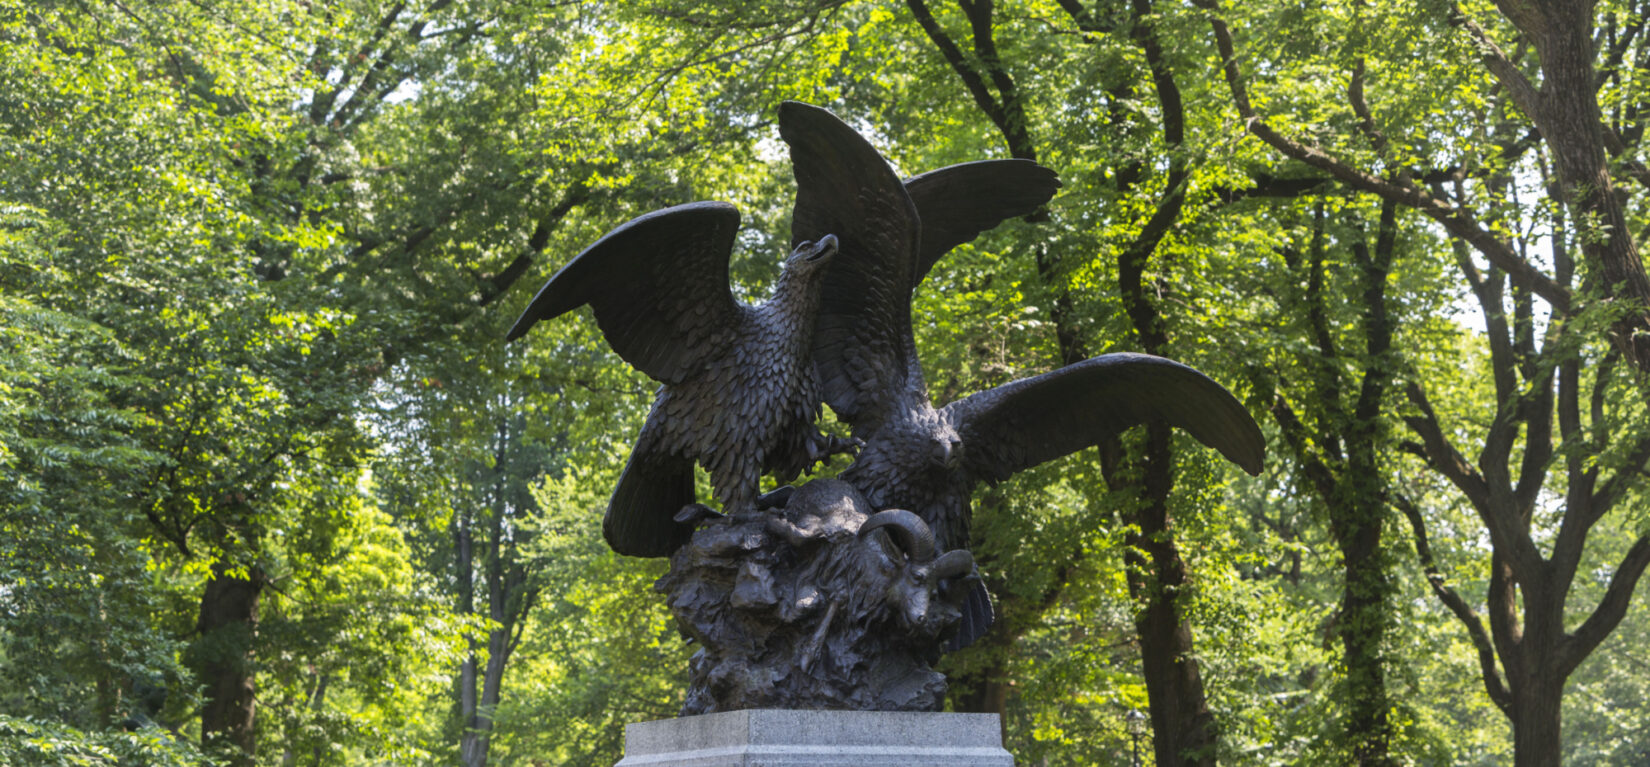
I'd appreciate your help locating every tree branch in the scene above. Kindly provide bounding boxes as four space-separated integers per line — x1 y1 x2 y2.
1565 533 1650 675
1054 0 1112 33
1211 172 1334 203
1586 430 1650 527
476 183 591 307
1270 394 1340 500
906 0 1012 145
1393 492 1511 714
1401 384 1488 509
1303 203 1345 455
1450 4 1546 125
1199 7 1572 311
331 0 459 131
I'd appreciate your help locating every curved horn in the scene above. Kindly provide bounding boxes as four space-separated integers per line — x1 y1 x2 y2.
928 549 975 584
858 509 935 561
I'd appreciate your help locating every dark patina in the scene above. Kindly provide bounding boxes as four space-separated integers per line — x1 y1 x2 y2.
508 101 1265 713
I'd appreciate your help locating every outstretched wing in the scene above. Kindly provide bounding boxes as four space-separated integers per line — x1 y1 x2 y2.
505 202 743 385
780 101 921 434
905 159 1061 285
944 353 1265 483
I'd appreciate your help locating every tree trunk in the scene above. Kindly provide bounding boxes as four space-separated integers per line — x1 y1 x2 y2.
455 503 485 767
1509 671 1563 767
460 554 509 767
1125 425 1216 767
1333 498 1392 766
461 620 518 767
93 590 119 730
1497 0 1650 368
195 561 264 765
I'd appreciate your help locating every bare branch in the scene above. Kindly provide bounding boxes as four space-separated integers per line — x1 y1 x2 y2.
1565 534 1650 675
1393 492 1511 714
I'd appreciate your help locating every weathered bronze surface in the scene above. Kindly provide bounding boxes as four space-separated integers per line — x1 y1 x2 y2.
659 480 976 714
508 101 1265 713
506 202 854 558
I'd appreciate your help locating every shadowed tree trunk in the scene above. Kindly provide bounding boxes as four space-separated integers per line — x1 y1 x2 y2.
196 561 265 766
1108 424 1218 767
456 412 543 767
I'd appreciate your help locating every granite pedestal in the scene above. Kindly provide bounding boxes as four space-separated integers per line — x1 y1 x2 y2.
613 708 1014 766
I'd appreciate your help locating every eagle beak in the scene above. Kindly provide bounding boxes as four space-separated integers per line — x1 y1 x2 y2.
933 437 963 469
805 233 839 262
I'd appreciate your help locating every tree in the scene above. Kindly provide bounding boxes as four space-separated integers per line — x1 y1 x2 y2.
895 1 1254 761
1261 198 1406 765
0 207 178 731
1200 0 1650 762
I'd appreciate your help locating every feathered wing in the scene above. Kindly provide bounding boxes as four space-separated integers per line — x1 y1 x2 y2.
780 101 921 434
604 450 697 558
505 202 743 385
945 352 1265 484
904 159 1061 285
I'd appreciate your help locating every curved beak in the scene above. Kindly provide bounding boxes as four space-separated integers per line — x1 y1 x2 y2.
804 233 839 262
933 437 963 469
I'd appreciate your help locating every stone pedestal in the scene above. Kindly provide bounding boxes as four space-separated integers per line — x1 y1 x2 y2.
613 708 1014 766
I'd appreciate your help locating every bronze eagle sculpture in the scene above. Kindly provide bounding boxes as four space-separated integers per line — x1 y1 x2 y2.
505 202 854 557
507 106 1064 558
780 101 1266 646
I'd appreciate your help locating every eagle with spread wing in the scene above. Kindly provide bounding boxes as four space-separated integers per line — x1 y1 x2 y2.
506 203 852 558
780 101 1265 646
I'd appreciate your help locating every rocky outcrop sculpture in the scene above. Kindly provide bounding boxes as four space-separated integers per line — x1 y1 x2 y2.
657 480 976 715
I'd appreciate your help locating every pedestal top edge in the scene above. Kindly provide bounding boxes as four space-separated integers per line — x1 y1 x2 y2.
623 709 1006 752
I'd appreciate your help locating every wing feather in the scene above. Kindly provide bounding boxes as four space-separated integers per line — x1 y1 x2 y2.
780 101 920 434
505 202 742 384
905 159 1061 285
945 353 1265 482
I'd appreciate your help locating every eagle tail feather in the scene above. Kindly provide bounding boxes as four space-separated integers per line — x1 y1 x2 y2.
604 452 697 558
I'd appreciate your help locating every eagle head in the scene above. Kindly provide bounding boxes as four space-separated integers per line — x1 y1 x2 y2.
929 428 964 470
785 233 839 273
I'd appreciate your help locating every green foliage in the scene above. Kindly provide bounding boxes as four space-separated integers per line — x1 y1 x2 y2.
5 0 1650 764
0 715 216 767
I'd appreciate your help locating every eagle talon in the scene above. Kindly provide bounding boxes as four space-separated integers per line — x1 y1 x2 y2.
806 433 863 468
673 503 724 526
757 485 797 510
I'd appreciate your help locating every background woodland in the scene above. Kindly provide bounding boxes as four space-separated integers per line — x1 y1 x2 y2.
4 0 1650 764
